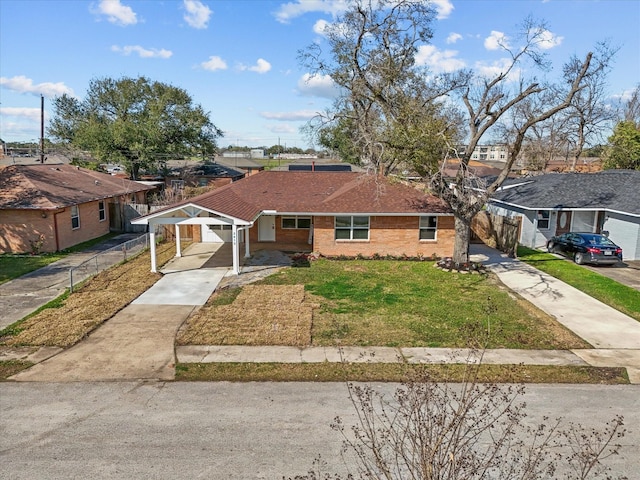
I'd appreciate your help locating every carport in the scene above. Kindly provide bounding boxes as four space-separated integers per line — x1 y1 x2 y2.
131 203 254 275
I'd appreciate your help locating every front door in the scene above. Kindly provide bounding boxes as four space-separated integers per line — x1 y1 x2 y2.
556 211 572 236
258 216 276 241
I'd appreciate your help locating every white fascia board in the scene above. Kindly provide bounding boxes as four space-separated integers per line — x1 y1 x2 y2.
275 211 453 217
148 217 251 226
131 202 250 225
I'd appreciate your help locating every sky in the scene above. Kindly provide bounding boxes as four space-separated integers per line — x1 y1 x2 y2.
1 0 639 150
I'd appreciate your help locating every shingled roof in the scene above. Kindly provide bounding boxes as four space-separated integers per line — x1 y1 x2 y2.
491 170 640 216
146 171 451 222
0 164 155 209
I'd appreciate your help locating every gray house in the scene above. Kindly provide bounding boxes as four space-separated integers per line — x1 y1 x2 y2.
488 170 640 260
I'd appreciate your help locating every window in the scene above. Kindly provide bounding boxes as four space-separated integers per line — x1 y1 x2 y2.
171 180 184 190
537 210 550 230
419 216 438 240
335 216 369 240
282 216 311 229
98 201 106 221
71 205 80 229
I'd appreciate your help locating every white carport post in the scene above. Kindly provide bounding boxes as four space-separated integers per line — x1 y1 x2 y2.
244 227 250 258
149 229 157 273
175 223 182 257
232 225 239 274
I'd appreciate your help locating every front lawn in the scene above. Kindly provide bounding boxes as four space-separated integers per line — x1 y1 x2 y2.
178 258 589 350
517 246 640 322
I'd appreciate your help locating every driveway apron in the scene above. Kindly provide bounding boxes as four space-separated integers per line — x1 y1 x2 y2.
11 244 228 382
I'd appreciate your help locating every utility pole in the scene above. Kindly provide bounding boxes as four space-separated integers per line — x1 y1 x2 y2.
40 94 45 163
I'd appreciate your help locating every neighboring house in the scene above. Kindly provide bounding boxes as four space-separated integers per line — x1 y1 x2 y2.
165 162 245 190
0 164 155 253
132 171 455 274
488 170 640 260
216 157 265 176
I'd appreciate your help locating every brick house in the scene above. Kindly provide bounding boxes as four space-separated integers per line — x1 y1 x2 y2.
0 164 155 253
132 171 455 274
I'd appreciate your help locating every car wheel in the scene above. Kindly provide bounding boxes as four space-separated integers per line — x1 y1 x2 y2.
547 242 554 253
574 252 586 265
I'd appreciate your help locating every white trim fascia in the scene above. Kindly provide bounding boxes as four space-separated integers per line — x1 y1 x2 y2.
272 211 454 217
131 203 248 225
489 200 640 218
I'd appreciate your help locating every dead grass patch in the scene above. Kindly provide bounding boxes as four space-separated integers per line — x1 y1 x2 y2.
1 242 175 348
177 285 314 346
175 363 629 384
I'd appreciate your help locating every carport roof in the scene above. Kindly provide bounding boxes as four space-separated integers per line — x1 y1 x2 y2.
136 171 451 223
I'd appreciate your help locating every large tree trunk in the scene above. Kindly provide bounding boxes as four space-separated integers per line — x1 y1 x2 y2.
452 215 472 265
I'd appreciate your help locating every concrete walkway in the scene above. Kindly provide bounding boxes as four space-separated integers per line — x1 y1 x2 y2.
10 243 229 382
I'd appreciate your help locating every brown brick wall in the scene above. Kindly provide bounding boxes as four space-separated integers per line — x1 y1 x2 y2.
0 210 56 253
55 201 111 251
247 216 312 252
313 215 455 258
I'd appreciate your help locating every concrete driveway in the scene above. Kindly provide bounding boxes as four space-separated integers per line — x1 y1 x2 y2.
583 260 640 292
10 243 229 382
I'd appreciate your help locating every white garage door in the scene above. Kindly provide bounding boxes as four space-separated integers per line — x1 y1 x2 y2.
202 224 232 242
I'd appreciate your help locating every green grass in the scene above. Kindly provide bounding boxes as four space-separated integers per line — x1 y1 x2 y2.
255 258 588 350
517 246 640 322
0 233 117 285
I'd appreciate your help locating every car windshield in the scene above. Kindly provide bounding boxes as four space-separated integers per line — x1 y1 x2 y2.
582 234 616 246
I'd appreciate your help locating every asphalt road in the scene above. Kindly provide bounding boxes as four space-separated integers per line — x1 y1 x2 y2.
1 382 639 479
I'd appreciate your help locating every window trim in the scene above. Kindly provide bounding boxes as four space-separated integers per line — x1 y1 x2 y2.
281 216 312 229
71 205 80 230
536 210 550 230
98 201 106 222
334 215 370 241
419 215 438 240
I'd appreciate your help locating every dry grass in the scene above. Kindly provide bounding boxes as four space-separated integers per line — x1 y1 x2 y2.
175 363 629 384
1 242 175 348
177 285 315 346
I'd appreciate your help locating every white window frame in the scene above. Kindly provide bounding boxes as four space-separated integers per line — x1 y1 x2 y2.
419 216 438 240
335 216 370 240
98 201 106 222
536 210 550 230
281 216 311 229
71 205 80 230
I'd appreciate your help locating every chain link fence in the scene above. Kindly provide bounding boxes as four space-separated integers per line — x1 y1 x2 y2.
69 234 150 292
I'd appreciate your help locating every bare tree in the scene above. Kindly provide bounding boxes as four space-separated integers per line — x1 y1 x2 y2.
300 1 615 264
287 365 627 480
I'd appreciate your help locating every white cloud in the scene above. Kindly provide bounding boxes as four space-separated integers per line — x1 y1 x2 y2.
297 73 339 98
0 75 75 98
269 123 298 134
183 0 212 29
238 58 272 74
0 107 43 121
111 45 172 58
201 56 228 71
94 0 137 26
274 0 348 24
260 110 318 121
535 28 563 50
431 0 454 20
474 58 521 82
414 45 466 73
446 32 462 44
313 19 330 36
484 31 510 51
